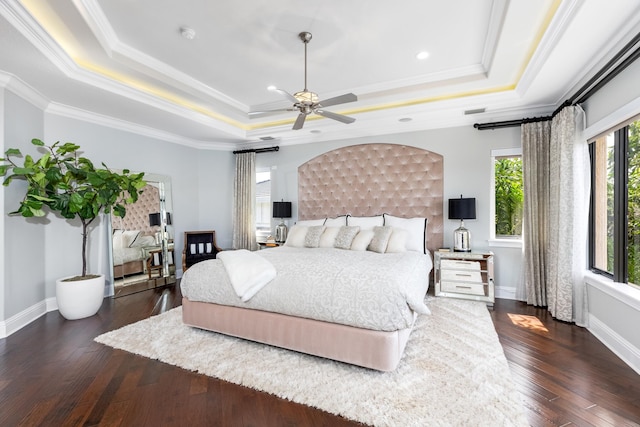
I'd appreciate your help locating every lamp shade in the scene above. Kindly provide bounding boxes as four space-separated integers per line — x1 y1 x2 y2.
149 212 161 227
273 201 292 219
448 197 476 220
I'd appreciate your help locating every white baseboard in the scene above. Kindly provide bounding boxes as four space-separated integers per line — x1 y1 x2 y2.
588 314 640 375
0 297 57 338
495 286 517 300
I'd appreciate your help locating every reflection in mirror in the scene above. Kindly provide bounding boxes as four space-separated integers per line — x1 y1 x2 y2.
108 173 175 297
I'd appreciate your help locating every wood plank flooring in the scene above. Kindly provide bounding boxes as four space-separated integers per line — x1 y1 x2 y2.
0 285 638 426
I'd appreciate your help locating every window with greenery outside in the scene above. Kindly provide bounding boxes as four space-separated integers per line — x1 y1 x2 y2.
494 156 523 238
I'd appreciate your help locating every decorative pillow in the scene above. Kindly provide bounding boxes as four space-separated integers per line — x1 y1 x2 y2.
386 228 408 253
324 215 348 227
304 225 326 248
334 226 361 249
347 215 384 230
284 225 309 247
112 229 124 248
122 230 141 247
131 235 156 248
319 226 341 248
383 214 428 253
350 230 375 251
368 226 393 253
296 218 326 227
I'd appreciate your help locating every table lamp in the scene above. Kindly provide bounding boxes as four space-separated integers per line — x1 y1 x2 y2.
273 201 292 243
448 196 476 252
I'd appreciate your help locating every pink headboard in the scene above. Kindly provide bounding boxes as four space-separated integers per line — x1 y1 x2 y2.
298 143 443 253
111 184 160 235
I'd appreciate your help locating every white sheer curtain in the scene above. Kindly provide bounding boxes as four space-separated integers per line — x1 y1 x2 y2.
522 106 590 325
232 152 257 251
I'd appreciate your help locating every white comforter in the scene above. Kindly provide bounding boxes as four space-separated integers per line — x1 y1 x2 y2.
180 247 432 331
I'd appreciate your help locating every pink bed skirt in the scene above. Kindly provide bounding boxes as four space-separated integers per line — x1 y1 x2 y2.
182 298 414 371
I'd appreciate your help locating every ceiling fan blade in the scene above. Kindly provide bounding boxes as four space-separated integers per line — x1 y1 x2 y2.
270 88 299 104
248 108 295 119
292 113 307 130
317 93 358 108
315 109 356 124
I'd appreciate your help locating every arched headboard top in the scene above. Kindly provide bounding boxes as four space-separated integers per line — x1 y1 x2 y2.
298 143 443 252
111 184 160 235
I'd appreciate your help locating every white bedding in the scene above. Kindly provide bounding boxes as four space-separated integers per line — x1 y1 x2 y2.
180 247 432 331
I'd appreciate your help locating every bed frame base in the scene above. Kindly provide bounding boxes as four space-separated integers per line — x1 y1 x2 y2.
182 298 413 372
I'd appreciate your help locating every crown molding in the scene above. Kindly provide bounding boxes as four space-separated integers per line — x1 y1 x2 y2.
0 71 50 110
46 102 235 150
515 0 578 98
73 0 249 112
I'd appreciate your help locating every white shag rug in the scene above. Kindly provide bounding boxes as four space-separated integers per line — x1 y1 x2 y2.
95 297 528 426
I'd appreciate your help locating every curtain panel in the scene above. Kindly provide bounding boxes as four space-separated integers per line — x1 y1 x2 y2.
232 152 257 251
522 106 589 325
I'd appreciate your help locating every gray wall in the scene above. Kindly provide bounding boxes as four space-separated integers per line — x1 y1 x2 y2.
2 91 46 320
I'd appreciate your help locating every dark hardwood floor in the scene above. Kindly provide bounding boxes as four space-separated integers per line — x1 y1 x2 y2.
1 286 639 426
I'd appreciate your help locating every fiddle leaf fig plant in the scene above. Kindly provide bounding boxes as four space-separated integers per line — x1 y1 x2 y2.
0 138 146 280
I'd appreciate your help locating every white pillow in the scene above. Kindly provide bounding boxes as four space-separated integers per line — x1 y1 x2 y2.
334 226 360 249
319 226 341 248
112 229 124 248
122 230 141 247
347 215 384 230
386 228 408 253
324 215 348 226
383 214 428 253
285 225 309 247
368 226 393 253
304 225 326 248
350 230 375 251
296 218 326 227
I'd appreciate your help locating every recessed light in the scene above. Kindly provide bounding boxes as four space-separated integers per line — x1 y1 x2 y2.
399 117 413 122
267 85 277 91
416 51 429 60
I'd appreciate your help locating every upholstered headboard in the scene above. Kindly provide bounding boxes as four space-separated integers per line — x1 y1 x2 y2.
111 184 160 235
298 143 443 253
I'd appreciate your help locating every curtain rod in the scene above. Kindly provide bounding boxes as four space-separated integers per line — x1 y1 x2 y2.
474 31 640 131
232 146 280 155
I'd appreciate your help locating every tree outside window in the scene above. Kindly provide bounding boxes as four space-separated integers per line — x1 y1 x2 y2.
493 154 523 239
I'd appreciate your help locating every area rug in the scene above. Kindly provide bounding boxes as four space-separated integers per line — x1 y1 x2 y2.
95 297 528 426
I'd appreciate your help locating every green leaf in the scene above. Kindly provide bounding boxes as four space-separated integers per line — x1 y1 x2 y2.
31 138 45 146
4 148 22 156
12 167 35 175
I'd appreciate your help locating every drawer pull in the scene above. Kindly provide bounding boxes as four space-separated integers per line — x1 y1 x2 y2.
456 286 472 289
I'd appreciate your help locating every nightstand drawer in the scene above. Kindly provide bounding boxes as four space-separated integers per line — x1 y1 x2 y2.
441 269 483 283
440 259 481 270
441 281 485 295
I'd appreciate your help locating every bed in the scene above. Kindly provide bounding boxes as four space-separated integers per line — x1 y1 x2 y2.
112 229 157 277
181 143 443 371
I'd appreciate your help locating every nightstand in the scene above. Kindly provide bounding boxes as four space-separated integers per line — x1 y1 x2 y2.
434 251 495 307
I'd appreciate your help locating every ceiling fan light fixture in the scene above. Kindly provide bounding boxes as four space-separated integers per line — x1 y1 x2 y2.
294 90 318 104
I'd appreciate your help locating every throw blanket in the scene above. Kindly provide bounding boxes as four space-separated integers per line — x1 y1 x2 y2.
217 249 276 301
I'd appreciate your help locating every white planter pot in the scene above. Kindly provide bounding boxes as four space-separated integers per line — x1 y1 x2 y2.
56 274 105 320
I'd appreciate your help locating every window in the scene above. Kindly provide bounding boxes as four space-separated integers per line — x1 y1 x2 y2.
491 149 523 242
255 170 271 241
590 117 640 287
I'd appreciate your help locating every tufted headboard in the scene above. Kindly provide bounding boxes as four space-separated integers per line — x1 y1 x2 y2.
111 184 160 235
298 143 443 253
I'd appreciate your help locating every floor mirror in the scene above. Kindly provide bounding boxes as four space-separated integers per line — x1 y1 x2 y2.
107 173 176 297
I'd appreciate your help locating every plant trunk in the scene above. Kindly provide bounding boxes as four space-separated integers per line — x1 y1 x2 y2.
81 220 88 277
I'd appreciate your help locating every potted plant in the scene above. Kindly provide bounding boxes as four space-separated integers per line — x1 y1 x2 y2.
0 138 146 319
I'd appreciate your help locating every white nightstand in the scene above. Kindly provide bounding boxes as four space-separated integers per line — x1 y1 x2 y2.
434 251 495 307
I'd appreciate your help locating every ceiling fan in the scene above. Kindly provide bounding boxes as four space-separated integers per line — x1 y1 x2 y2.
249 32 358 130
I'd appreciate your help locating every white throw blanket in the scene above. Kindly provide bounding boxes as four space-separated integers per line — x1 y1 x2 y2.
217 249 276 302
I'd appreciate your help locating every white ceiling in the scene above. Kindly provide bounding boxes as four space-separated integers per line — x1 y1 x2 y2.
1 0 639 150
